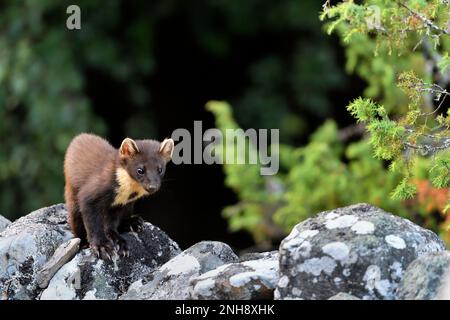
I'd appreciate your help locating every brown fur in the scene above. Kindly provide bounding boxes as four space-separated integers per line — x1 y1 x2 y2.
64 133 173 259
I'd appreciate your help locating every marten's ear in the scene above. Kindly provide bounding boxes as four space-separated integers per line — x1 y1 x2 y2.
119 138 140 157
159 138 174 161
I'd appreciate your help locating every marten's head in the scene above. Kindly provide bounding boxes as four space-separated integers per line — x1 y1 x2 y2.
117 137 174 197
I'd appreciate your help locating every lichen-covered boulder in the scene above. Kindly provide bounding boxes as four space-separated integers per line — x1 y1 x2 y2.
121 241 238 300
0 215 11 233
0 204 73 300
190 251 279 300
40 223 180 300
397 251 450 300
275 203 445 300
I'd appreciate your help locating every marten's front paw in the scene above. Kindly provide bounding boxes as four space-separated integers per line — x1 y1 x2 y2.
117 239 129 258
130 216 145 233
90 239 116 261
107 230 130 258
121 216 145 233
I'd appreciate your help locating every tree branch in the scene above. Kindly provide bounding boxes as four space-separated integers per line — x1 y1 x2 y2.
397 1 449 36
338 123 366 141
404 134 450 154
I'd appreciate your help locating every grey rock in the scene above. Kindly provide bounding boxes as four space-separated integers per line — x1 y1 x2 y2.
239 251 278 262
36 238 81 289
0 204 73 300
190 252 279 300
0 215 11 232
121 241 238 300
40 223 181 300
397 251 450 300
328 292 361 300
275 203 445 300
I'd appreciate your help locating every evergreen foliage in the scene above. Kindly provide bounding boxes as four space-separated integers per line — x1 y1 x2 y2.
322 0 450 204
211 0 450 246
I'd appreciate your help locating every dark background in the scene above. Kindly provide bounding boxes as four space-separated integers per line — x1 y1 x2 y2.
84 2 364 251
0 0 366 252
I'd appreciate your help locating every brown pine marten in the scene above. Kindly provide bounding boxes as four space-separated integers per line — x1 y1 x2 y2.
64 133 174 260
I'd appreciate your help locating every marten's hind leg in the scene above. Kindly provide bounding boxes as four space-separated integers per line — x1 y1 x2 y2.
65 184 87 245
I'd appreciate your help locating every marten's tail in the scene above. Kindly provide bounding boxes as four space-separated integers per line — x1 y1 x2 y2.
65 183 87 245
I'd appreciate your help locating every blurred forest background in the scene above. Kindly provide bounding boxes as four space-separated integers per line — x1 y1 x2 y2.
0 0 449 251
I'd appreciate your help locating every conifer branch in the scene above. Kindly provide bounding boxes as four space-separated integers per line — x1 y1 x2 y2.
397 1 449 35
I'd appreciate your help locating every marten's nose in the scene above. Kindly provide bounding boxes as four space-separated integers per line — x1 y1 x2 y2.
145 184 158 194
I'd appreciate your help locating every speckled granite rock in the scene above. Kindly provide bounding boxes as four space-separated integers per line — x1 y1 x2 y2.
328 292 361 300
121 241 238 300
40 223 180 300
190 252 279 300
0 204 73 300
397 251 450 300
275 203 445 300
0 215 11 233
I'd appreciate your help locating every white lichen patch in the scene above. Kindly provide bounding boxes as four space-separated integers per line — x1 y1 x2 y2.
297 257 337 276
363 265 393 298
363 265 381 291
389 261 403 280
126 279 143 293
375 279 392 297
0 233 38 277
94 258 104 270
278 275 289 288
112 253 119 272
229 265 279 289
274 289 281 300
229 272 257 287
283 229 318 251
291 287 302 297
83 289 98 300
193 258 279 295
283 238 303 250
322 242 350 261
192 278 216 297
325 215 359 229
241 259 279 288
242 259 278 271
299 230 319 239
385 235 406 249
284 227 300 242
351 221 375 235
325 212 340 220
292 241 312 259
161 254 200 276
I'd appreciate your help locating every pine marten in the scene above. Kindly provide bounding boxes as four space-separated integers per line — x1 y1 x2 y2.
64 133 174 260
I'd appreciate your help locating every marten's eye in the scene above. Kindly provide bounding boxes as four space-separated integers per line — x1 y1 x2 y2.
157 166 163 175
137 167 145 176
